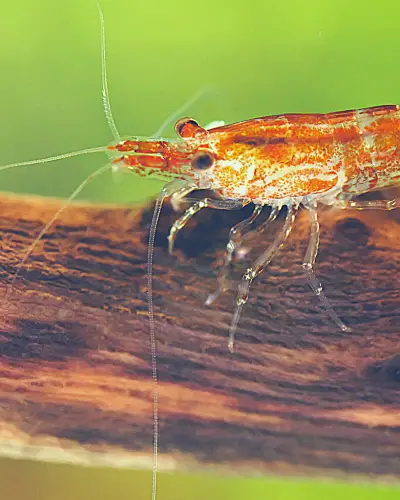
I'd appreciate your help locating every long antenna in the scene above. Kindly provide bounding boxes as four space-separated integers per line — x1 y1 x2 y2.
0 146 107 172
152 87 215 138
3 0 123 291
96 0 120 142
147 190 167 500
96 3 161 496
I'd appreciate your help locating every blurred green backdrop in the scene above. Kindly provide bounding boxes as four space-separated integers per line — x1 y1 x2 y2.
0 0 399 499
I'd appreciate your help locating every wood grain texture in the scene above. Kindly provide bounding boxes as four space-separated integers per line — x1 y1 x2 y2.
0 193 399 480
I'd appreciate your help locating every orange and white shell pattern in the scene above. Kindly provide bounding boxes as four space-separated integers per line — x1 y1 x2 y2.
111 104 400 206
195 105 400 204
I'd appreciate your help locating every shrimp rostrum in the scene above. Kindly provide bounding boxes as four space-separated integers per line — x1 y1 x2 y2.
111 105 400 351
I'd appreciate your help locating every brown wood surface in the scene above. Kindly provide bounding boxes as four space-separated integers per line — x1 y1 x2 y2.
0 193 399 480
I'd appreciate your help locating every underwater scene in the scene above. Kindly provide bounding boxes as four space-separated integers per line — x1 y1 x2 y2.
0 0 399 499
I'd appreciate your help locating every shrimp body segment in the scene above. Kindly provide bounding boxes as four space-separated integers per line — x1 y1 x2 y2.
111 104 400 205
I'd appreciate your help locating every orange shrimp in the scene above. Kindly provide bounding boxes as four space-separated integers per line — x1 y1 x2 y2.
111 105 400 351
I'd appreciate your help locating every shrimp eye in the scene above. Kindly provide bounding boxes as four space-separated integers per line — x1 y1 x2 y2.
191 150 215 171
175 117 200 138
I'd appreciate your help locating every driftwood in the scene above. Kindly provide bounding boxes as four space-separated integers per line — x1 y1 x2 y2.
0 192 399 481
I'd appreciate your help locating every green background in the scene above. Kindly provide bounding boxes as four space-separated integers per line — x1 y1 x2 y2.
0 0 399 498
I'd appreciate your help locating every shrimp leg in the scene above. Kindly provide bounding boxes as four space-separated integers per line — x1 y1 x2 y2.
335 198 400 210
302 204 350 332
168 198 248 254
206 205 281 305
170 185 197 212
228 206 297 352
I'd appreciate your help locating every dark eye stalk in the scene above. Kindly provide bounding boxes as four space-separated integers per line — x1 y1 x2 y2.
191 150 215 171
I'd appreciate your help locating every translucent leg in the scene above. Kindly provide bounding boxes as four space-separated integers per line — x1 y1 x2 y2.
335 198 400 210
241 205 280 248
206 205 281 305
170 185 196 212
168 198 248 254
168 199 208 254
302 204 350 332
229 206 297 352
163 179 195 197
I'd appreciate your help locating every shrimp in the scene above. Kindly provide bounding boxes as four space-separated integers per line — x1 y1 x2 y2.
111 105 400 351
